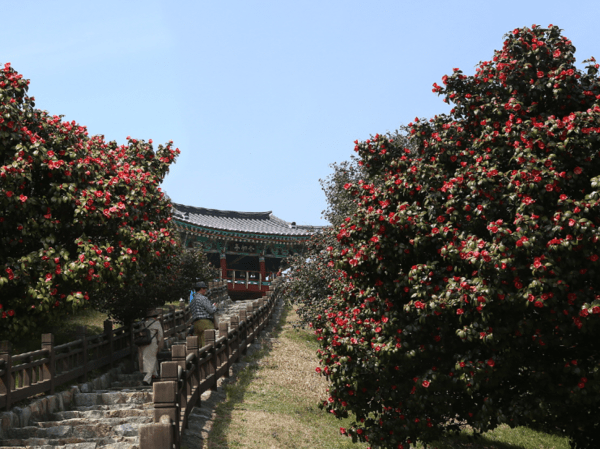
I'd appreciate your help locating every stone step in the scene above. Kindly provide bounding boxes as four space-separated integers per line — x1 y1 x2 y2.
0 439 139 449
0 442 138 448
54 408 152 420
0 425 139 449
116 373 145 382
74 403 154 412
107 385 151 392
109 380 148 388
7 420 146 440
74 391 152 408
38 416 152 428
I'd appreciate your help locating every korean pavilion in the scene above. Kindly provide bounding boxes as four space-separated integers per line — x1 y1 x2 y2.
172 203 316 300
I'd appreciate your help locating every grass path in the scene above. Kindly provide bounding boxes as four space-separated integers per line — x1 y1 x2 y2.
203 303 570 449
205 304 367 449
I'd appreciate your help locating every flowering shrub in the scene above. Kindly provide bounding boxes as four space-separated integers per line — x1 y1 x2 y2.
0 63 180 339
280 228 338 328
320 128 413 229
94 246 218 325
318 26 600 448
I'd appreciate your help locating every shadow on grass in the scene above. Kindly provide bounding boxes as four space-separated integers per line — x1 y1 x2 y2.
202 301 290 449
11 306 108 354
431 433 528 449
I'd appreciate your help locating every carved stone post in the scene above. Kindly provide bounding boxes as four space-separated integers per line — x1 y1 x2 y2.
156 362 179 423
152 379 178 448
172 345 187 413
128 322 136 368
139 415 174 449
230 314 240 363
77 326 88 383
246 304 254 340
205 329 218 391
187 335 199 395
219 321 230 378
0 341 12 410
41 334 55 395
103 320 114 369
239 310 247 355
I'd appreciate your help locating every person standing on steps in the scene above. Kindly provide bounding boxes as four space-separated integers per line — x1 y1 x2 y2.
139 308 164 386
190 281 217 347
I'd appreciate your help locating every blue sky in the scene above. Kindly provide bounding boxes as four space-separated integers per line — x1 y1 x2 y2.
3 1 599 225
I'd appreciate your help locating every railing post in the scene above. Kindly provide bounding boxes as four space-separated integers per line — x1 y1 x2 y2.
230 314 240 363
129 322 136 367
187 335 199 393
152 379 178 446
257 299 265 331
0 341 12 410
77 326 88 383
104 320 114 369
172 345 187 414
246 304 254 341
140 415 174 449
219 321 230 378
41 334 55 395
239 310 247 355
205 329 218 391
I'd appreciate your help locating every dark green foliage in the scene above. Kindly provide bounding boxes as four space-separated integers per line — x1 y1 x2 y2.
0 63 180 338
316 26 600 448
95 246 218 325
280 228 338 328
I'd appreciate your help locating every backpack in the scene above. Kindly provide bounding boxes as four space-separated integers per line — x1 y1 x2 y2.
134 320 157 346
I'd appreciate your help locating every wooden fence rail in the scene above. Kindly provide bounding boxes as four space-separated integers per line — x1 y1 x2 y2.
139 279 281 449
0 281 229 411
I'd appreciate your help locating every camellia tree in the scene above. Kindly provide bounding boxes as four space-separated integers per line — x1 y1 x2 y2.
283 128 414 328
320 127 414 229
280 228 338 328
318 26 600 448
0 63 180 340
94 244 219 325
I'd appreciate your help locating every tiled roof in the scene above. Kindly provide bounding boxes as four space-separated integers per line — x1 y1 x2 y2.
172 203 314 236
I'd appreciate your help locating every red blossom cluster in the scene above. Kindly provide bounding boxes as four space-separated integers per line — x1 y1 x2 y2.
0 63 183 338
315 26 600 449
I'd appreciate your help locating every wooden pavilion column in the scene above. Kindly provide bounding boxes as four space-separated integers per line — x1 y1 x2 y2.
220 253 227 281
259 256 266 289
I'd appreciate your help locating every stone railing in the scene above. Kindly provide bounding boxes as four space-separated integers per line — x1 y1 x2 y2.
0 281 229 411
139 279 281 449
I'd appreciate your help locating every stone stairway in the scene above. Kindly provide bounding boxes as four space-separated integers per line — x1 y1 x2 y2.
0 297 267 449
0 373 153 449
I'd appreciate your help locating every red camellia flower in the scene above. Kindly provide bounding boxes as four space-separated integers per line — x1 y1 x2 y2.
456 308 464 315
422 380 430 388
574 166 583 175
487 359 495 367
19 194 27 202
